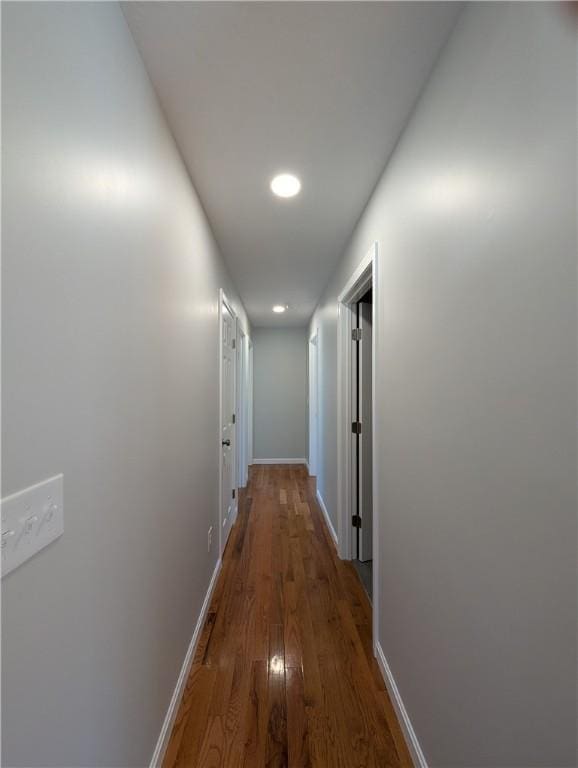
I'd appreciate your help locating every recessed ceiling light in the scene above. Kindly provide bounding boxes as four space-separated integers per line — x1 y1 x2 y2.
272 304 287 313
270 173 301 198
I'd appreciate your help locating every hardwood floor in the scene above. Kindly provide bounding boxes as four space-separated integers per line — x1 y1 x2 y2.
162 464 412 768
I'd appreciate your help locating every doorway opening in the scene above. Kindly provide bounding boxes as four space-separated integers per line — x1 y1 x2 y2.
308 332 319 477
248 339 253 466
236 325 250 490
337 242 378 646
352 288 373 599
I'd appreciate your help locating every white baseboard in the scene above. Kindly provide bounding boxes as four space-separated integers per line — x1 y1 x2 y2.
149 557 222 768
251 458 308 465
316 489 338 547
374 641 427 768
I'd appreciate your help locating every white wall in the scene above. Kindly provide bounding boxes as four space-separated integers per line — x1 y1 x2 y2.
1 4 248 766
252 327 308 461
310 4 577 766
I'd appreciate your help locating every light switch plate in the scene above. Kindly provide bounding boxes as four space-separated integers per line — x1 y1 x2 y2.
1 474 64 577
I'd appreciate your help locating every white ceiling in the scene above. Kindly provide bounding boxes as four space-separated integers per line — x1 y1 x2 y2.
123 2 461 327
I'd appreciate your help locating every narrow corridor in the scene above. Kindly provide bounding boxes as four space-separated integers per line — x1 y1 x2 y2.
163 465 411 767
3 4 577 765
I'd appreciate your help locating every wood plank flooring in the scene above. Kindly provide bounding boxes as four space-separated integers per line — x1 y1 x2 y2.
162 464 412 768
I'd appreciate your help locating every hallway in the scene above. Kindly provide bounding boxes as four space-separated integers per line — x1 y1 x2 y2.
3 3 577 766
163 465 410 768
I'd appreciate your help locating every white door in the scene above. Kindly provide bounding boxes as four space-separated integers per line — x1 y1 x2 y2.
358 300 373 562
221 299 236 551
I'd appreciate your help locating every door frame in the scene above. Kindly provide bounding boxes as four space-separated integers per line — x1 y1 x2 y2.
337 242 379 651
308 331 319 477
218 288 237 556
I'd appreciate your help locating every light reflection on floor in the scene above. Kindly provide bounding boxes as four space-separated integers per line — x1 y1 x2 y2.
269 654 285 676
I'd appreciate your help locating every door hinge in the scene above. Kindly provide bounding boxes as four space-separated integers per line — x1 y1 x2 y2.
232 488 236 500
232 338 236 350
232 413 236 424
352 328 363 341
352 514 362 528
352 421 362 434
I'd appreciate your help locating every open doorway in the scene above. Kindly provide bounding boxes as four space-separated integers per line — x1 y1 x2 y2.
237 325 249 490
308 332 319 477
337 242 378 644
352 289 373 599
246 337 253 482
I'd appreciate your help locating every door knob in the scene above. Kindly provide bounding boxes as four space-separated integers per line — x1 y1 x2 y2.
222 439 231 447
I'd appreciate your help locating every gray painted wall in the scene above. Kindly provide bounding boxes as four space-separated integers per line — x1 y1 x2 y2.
2 4 248 766
253 328 308 461
310 4 577 766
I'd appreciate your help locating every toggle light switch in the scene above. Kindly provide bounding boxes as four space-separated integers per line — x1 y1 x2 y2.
24 514 39 535
1 475 64 577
